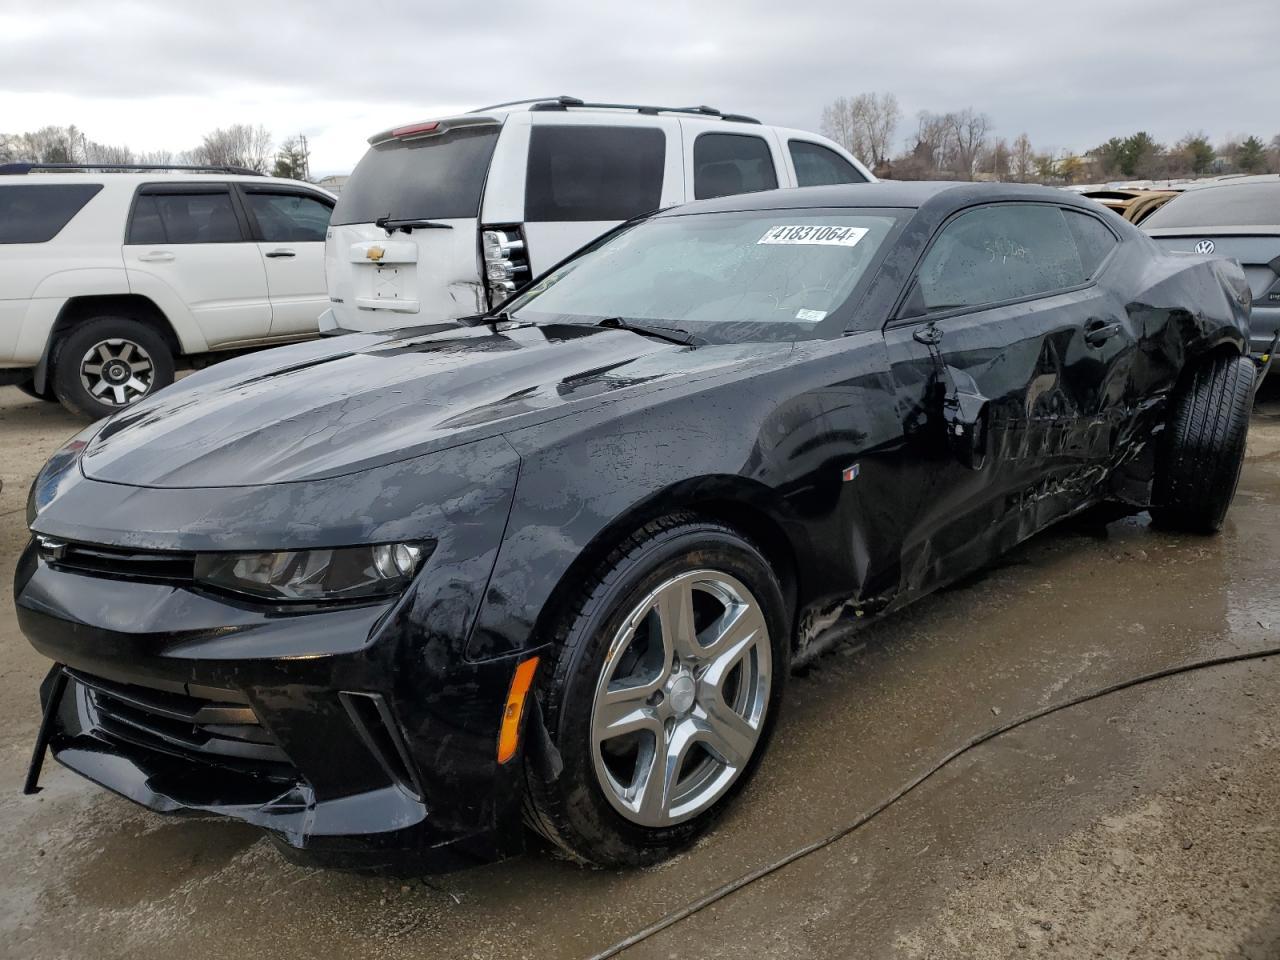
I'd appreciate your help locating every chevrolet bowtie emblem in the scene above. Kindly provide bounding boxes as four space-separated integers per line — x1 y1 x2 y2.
366 245 385 262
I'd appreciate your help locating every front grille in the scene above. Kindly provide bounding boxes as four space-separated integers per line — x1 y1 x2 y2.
49 541 195 584
71 669 294 780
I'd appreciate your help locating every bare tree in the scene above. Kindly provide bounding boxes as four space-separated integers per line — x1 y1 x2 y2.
945 108 990 178
1010 133 1036 182
820 92 900 168
84 140 135 165
191 124 274 172
982 138 1010 180
138 148 176 165
820 96 859 157
860 92 900 168
911 111 957 174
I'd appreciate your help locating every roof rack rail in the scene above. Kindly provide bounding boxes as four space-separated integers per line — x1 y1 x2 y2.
471 96 761 124
468 95 583 113
0 162 266 176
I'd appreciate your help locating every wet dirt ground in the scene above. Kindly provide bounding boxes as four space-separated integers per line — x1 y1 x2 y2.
0 388 1277 960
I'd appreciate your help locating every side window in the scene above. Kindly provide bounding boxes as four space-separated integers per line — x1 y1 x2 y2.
693 133 778 200
0 184 103 244
127 190 243 244
525 125 666 222
1063 210 1118 278
916 204 1086 313
788 140 867 187
243 192 333 242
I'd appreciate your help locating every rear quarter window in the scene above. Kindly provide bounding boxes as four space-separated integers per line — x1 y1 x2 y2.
525 125 666 222
789 140 867 187
332 125 500 225
1063 210 1118 277
0 183 103 243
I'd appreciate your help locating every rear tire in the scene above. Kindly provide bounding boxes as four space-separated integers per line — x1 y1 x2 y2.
524 514 788 867
1150 352 1255 533
50 316 174 419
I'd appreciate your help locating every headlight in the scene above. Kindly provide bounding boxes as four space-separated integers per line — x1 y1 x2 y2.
193 542 433 602
28 423 102 527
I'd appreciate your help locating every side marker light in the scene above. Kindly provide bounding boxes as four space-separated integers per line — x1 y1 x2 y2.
498 656 541 764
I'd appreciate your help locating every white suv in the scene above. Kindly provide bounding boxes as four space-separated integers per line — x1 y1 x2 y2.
322 96 874 334
0 164 335 418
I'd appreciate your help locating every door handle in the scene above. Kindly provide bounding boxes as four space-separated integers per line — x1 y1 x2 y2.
137 251 174 263
1084 319 1122 347
265 248 296 259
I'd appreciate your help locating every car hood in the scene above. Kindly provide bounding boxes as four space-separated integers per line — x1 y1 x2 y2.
81 322 779 488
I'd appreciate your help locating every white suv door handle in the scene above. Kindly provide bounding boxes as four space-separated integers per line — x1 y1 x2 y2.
138 251 175 263
264 248 296 259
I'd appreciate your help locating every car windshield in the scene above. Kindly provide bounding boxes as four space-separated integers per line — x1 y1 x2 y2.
507 209 902 343
1144 182 1280 229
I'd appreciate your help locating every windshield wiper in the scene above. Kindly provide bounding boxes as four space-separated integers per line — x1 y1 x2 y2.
597 317 704 346
375 215 454 234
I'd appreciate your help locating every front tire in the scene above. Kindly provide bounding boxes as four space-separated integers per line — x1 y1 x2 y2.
525 515 788 867
1151 352 1255 533
50 316 175 419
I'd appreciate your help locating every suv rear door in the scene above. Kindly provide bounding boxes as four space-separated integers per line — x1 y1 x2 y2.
123 183 271 348
514 113 684 277
239 185 334 338
326 117 502 329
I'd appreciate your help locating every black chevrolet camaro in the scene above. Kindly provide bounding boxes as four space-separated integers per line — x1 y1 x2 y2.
17 182 1255 870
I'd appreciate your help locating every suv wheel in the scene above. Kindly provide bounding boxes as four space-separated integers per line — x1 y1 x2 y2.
525 515 788 867
50 316 175 419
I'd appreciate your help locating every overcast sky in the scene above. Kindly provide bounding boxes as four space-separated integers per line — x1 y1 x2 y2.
2 0 1275 175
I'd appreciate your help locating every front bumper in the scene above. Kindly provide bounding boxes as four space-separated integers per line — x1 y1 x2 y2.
16 541 533 872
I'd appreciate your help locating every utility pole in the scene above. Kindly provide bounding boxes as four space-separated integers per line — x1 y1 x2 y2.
298 134 310 181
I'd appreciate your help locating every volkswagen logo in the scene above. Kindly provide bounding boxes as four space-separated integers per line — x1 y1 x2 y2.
1194 239 1216 254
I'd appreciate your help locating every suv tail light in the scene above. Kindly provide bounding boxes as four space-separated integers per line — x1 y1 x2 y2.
482 227 530 307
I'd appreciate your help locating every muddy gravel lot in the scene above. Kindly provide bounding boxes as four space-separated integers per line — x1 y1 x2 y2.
0 388 1277 959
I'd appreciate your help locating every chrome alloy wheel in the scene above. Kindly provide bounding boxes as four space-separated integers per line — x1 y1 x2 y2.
79 338 155 407
590 569 772 827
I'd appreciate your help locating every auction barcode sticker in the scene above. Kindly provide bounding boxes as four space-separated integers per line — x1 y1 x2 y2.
758 225 868 246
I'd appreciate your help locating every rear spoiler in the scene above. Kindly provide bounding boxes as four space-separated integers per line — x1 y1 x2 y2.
367 115 501 146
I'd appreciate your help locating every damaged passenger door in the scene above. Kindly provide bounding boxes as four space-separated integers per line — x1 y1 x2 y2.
884 201 1136 595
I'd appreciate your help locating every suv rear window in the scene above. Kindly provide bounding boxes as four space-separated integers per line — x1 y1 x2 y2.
525 125 666 222
332 124 500 225
0 184 103 243
1144 182 1280 229
694 134 778 200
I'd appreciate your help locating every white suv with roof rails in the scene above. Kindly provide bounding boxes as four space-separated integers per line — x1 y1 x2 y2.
0 163 335 418
322 96 875 334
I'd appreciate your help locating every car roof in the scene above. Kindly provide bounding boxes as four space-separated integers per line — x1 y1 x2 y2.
658 180 1090 216
1180 174 1280 193
3 172 333 194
